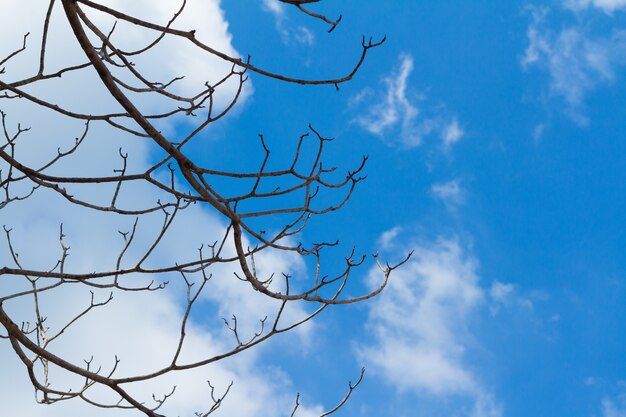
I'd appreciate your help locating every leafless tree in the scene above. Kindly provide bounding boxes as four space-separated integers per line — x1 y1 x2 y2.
0 1 409 416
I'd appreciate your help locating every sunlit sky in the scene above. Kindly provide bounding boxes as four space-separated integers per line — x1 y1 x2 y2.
1 1 626 417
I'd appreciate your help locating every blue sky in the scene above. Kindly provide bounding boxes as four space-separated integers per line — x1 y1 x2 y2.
215 1 626 416
1 1 626 417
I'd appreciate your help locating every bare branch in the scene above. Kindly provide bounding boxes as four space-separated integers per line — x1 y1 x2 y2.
0 1 403 415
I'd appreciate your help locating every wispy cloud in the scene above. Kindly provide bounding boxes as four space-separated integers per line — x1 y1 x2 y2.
431 179 467 213
261 0 315 46
353 54 463 149
522 6 626 124
355 55 419 139
357 233 501 417
564 0 626 13
442 117 464 148
377 226 403 250
489 281 534 316
602 393 626 417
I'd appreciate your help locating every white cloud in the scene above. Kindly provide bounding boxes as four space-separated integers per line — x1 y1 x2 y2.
522 6 626 124
0 282 322 417
0 1 322 415
353 54 463 149
431 179 466 213
357 235 501 416
0 202 317 413
0 0 247 119
261 0 315 46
